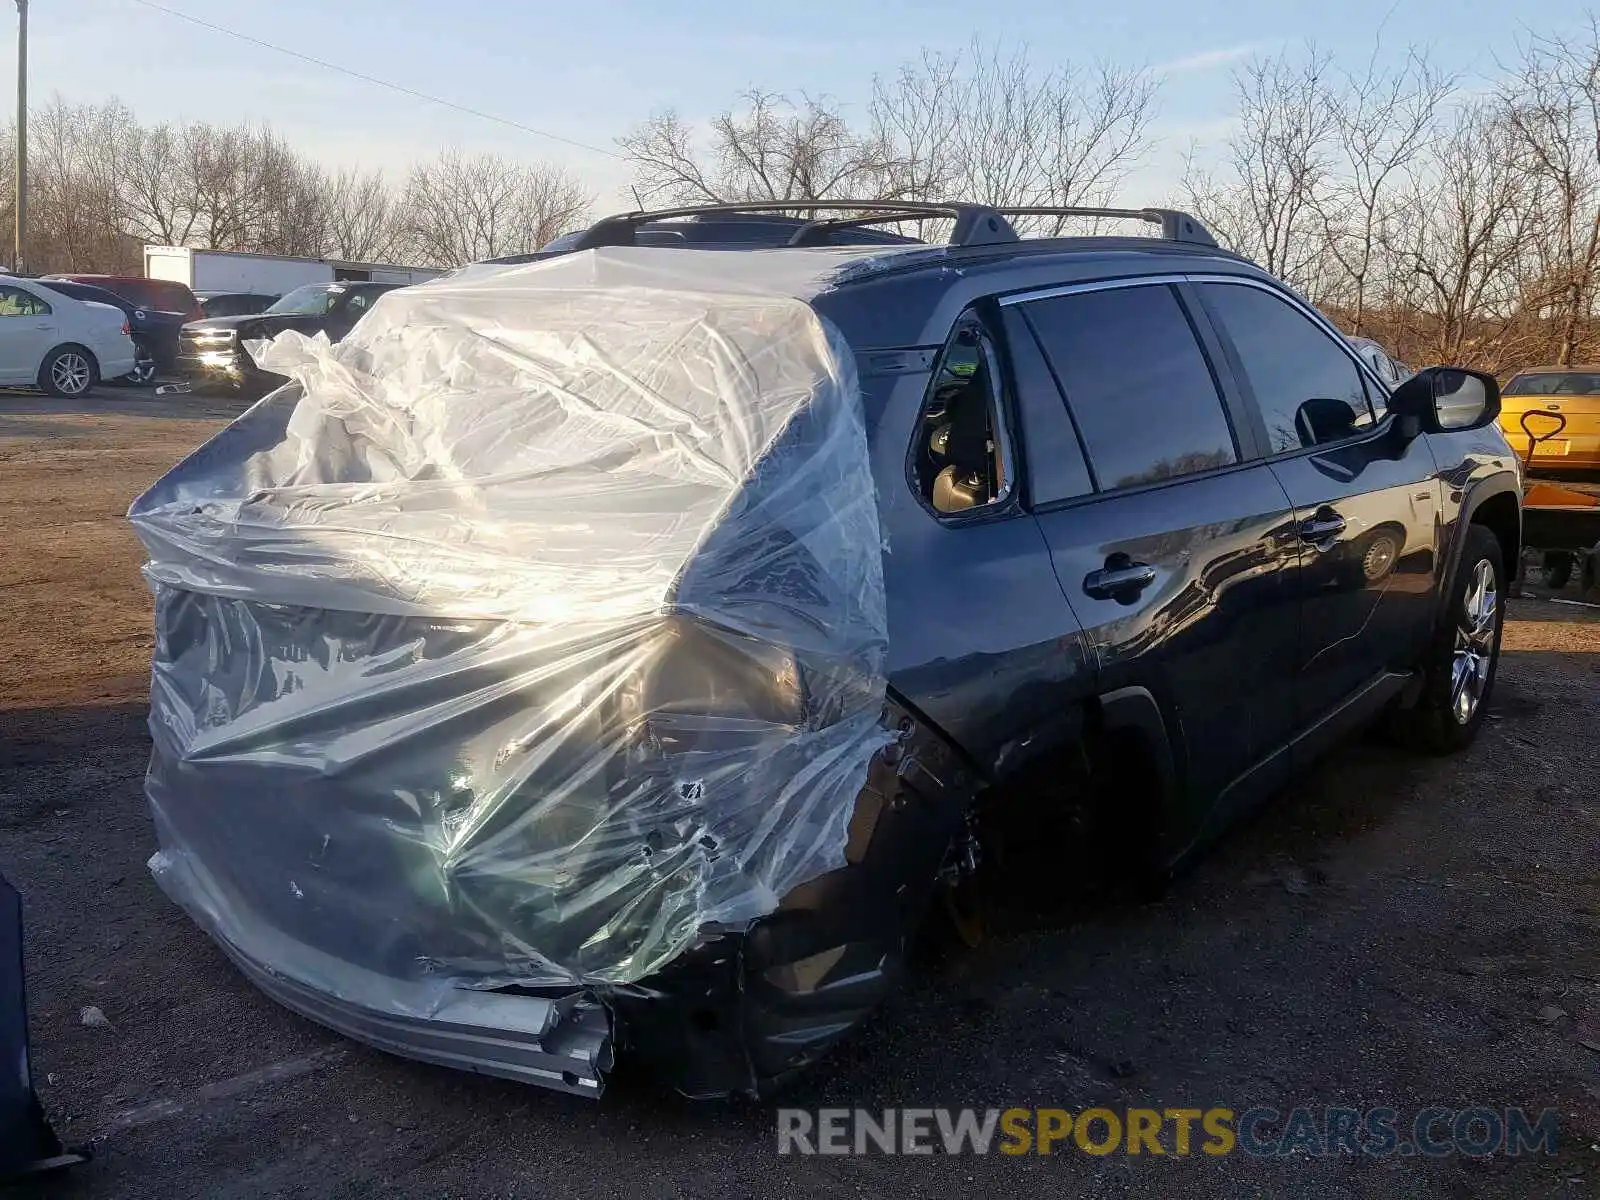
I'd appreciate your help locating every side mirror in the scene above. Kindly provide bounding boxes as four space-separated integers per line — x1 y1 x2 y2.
1386 366 1500 436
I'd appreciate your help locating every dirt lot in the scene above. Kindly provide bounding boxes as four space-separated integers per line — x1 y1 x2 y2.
3 390 1599 1199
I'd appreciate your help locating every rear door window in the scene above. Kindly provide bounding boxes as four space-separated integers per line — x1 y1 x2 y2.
1020 283 1239 492
1198 282 1376 454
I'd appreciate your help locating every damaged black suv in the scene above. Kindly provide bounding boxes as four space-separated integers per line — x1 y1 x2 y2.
131 201 1521 1101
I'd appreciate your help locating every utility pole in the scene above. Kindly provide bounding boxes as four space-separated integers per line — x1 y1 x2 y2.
14 0 25 274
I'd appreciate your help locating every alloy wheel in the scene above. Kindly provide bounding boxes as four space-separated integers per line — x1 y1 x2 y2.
1450 557 1498 724
51 352 92 396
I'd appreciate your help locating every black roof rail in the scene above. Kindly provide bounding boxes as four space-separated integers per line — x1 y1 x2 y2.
990 207 1217 247
568 200 1016 250
565 200 1216 251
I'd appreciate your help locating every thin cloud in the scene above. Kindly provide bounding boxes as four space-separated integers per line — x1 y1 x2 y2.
1152 44 1262 75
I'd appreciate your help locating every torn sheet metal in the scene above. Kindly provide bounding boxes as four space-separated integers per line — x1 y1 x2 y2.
128 250 891 1050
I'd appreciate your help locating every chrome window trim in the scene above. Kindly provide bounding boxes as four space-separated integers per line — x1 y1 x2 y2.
998 271 1391 400
996 273 1191 307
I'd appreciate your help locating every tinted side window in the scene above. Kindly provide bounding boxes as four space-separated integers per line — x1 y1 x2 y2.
1000 305 1093 505
1200 282 1375 454
346 287 390 313
111 281 155 308
1023 284 1238 491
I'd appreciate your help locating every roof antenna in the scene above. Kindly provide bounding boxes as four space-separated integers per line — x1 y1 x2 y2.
630 186 646 214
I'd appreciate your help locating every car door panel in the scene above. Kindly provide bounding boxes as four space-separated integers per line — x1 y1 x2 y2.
1269 433 1441 705
1191 278 1443 740
0 314 27 383
1008 281 1304 854
870 326 1095 778
0 286 58 383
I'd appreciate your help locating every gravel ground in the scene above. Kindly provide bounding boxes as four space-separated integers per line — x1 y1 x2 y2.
2 390 1599 1199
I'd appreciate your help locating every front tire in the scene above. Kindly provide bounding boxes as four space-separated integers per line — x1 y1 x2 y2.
1392 525 1505 754
38 345 99 398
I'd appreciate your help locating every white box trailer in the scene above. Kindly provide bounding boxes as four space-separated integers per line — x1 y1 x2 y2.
143 248 444 296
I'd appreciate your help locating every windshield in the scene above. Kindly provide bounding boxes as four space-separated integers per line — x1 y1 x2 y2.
267 285 342 316
1504 372 1600 396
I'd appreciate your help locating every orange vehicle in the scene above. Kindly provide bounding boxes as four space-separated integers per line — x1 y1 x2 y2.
1509 400 1600 590
1499 367 1600 469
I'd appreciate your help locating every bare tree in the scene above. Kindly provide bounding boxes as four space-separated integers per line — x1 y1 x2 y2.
620 91 892 204
25 97 139 272
1394 102 1542 367
618 39 1159 230
10 27 1600 370
400 148 591 266
1183 48 1342 297
119 120 200 247
868 41 1159 232
1500 21 1600 365
322 168 400 261
1314 49 1454 333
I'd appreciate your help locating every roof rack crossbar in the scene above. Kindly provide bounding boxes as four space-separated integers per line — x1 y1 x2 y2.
989 207 1217 247
567 200 1216 251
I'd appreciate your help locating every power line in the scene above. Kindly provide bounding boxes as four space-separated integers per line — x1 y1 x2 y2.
122 0 623 159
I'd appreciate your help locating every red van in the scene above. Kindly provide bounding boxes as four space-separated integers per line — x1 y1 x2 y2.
42 274 203 322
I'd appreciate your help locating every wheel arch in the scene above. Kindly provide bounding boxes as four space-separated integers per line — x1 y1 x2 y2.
1086 686 1183 867
1469 488 1521 582
37 343 101 396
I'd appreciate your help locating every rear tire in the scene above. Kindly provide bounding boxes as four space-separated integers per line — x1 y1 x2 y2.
37 345 99 399
1392 525 1505 754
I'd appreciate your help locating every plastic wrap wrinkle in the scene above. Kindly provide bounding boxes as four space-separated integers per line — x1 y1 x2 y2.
130 248 891 1004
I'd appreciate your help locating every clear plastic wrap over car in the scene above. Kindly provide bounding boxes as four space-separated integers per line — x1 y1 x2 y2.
128 251 892 1013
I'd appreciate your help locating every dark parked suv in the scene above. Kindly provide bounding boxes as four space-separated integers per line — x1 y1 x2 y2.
177 281 401 395
131 201 1521 1101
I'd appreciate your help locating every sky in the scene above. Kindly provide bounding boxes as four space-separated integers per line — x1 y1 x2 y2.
14 0 1600 209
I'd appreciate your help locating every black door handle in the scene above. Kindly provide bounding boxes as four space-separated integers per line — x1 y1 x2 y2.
1298 511 1347 542
1083 557 1158 601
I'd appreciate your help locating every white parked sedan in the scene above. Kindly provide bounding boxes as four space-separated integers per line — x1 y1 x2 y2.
0 276 136 397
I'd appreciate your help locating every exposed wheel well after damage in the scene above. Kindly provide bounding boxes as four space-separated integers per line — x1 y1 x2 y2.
974 691 1175 903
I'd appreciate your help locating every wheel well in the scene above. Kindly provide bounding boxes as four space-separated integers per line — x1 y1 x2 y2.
1471 491 1521 579
44 343 99 369
983 709 1166 868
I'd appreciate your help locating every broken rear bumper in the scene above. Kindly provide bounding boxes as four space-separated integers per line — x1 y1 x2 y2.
211 922 613 1097
149 699 973 1100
